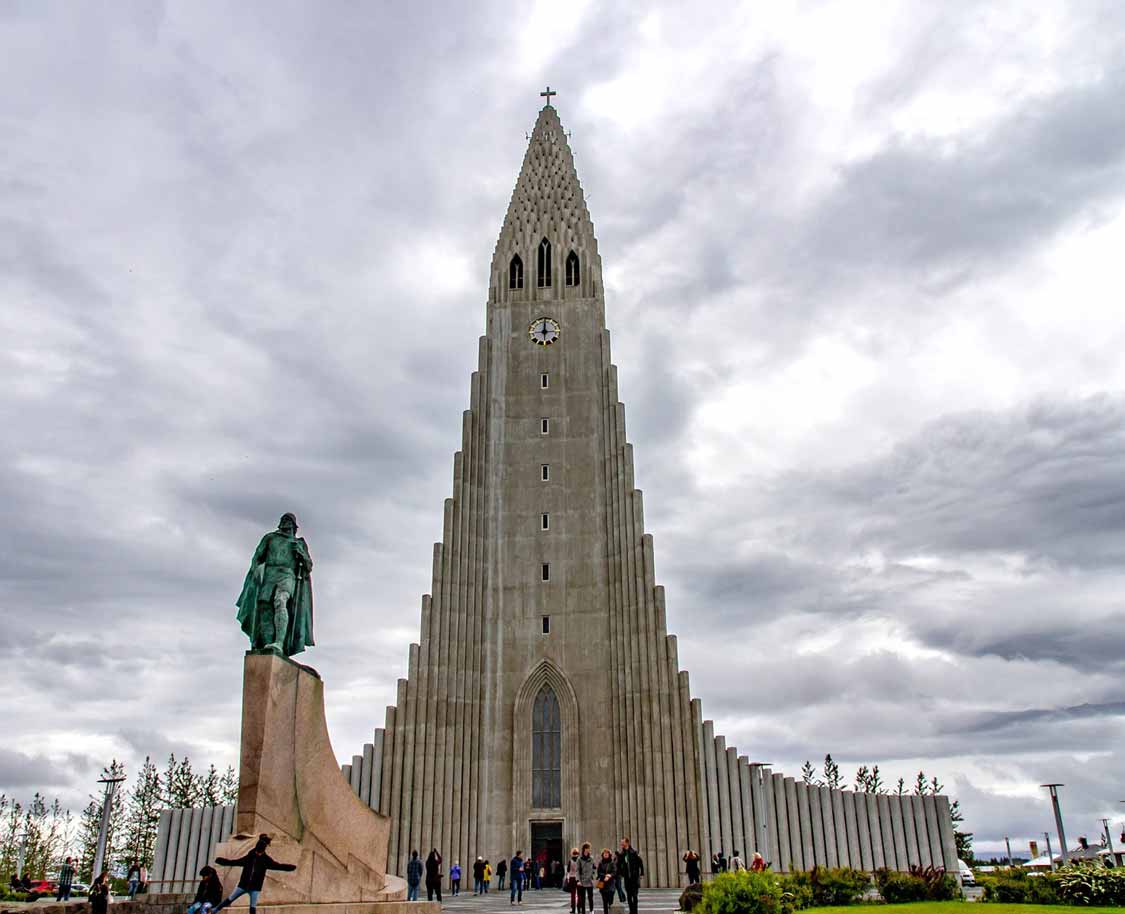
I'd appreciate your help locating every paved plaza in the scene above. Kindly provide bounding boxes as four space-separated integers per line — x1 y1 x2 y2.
440 888 685 914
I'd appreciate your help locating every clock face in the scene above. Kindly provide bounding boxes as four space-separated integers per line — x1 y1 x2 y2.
528 317 561 346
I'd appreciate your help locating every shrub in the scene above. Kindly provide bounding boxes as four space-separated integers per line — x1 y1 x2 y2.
777 872 814 911
808 866 871 906
875 870 928 903
1053 864 1125 906
699 870 783 914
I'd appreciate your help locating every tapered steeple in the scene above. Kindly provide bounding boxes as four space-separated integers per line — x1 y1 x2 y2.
491 105 601 303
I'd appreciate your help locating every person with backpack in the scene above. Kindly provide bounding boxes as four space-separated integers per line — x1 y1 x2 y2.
614 838 644 914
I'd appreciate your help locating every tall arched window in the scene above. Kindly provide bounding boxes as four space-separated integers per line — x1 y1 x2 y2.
537 238 552 288
509 253 524 290
565 250 580 287
532 685 561 807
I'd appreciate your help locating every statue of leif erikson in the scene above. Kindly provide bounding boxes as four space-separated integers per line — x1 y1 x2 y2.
235 512 315 657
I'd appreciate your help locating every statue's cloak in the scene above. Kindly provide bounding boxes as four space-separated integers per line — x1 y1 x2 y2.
235 534 315 656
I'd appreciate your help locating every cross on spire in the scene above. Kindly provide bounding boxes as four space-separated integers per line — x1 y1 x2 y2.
540 86 557 107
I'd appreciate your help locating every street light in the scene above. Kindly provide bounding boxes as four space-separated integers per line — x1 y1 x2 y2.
1041 784 1068 867
1043 833 1055 872
92 775 126 880
1004 836 1014 868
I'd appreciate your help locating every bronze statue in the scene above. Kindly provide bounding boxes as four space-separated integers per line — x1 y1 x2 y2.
235 513 314 656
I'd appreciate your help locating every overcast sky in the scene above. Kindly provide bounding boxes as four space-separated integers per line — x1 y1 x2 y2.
3 1 1124 859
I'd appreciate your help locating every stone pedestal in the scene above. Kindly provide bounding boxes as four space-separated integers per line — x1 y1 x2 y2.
211 654 430 912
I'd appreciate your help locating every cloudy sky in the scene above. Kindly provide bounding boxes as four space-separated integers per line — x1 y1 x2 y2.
3 1 1124 858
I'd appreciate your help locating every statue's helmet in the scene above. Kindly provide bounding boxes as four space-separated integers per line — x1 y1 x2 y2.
279 512 298 530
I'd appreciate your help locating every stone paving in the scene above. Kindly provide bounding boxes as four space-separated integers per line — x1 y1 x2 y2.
438 887 684 914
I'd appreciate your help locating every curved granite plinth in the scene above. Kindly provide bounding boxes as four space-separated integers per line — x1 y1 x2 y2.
213 654 412 906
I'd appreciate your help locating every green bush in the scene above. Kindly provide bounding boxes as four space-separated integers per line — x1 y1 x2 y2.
873 866 957 903
699 870 783 914
807 866 871 906
874 870 928 903
977 864 1125 906
777 872 814 911
1053 864 1125 906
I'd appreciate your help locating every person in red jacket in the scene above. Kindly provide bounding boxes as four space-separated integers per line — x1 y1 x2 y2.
212 834 296 914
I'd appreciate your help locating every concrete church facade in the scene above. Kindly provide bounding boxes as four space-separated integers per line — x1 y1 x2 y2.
339 103 960 885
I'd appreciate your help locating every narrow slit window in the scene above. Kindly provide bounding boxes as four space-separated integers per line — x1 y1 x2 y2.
542 615 550 634
540 417 549 435
509 253 524 290
565 250 580 286
541 563 550 582
541 513 550 530
541 373 549 389
541 464 550 481
537 237 552 287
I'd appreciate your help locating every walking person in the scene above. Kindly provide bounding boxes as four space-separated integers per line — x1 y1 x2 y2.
473 857 485 895
596 850 616 914
90 873 111 914
565 848 580 914
497 857 507 890
710 851 721 876
56 857 76 903
576 843 595 914
509 850 525 905
128 859 143 899
424 849 443 903
682 851 701 886
406 851 422 902
450 861 461 896
213 834 297 914
614 838 644 914
186 866 224 914
484 860 492 893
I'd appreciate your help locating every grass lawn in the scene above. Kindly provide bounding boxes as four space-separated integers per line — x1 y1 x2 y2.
810 906 1122 914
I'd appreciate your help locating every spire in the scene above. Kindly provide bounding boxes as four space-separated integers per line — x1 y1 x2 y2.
491 104 600 296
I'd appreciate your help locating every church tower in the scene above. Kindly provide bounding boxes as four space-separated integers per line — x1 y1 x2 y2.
341 101 959 886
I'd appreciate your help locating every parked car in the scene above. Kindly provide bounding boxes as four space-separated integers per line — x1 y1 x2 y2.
958 860 976 886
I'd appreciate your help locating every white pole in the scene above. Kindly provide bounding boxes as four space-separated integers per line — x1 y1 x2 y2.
92 777 125 880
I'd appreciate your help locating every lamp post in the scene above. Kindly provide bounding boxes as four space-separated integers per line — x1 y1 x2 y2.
92 775 126 880
749 762 773 867
1005 836 1014 868
1041 784 1068 867
16 830 29 880
1102 819 1115 857
1043 832 1055 872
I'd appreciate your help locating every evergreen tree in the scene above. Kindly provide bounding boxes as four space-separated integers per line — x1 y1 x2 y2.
854 765 870 791
123 757 163 868
219 766 238 805
169 758 200 809
77 800 101 882
0 796 21 885
800 761 821 786
105 760 128 872
913 771 929 796
199 765 221 807
895 777 905 796
823 754 842 789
